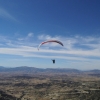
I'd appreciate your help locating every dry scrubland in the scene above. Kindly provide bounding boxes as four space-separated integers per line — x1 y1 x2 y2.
0 72 100 100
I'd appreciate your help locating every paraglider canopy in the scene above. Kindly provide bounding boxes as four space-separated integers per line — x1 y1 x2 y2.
38 40 63 50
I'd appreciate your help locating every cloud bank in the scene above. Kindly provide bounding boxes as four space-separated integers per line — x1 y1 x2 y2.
0 34 100 60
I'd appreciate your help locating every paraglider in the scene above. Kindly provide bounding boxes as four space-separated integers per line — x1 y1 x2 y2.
38 40 64 64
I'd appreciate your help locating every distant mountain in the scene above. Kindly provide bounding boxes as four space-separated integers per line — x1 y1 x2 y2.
0 66 44 73
89 69 100 73
45 68 81 73
0 66 100 74
84 69 100 74
0 66 81 73
0 66 5 69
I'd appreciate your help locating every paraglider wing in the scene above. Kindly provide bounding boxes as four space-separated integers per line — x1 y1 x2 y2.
38 40 63 50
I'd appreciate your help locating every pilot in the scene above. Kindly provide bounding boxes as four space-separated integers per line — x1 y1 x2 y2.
52 59 55 64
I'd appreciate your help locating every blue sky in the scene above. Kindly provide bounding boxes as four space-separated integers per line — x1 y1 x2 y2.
0 0 100 70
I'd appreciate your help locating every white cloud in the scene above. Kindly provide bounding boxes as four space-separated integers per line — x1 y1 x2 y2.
38 34 60 40
0 46 98 63
0 8 17 21
38 34 100 50
0 34 100 64
17 32 34 41
27 32 34 37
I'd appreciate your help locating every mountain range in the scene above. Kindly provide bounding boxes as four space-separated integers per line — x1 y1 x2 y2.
0 66 100 74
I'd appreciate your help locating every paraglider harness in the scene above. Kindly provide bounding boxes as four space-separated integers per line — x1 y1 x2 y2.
52 59 55 64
